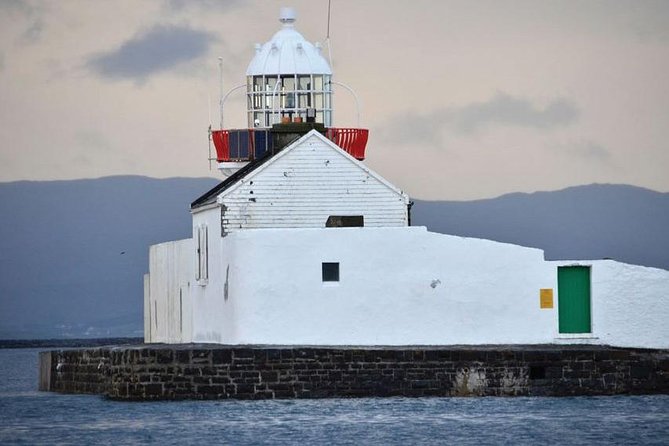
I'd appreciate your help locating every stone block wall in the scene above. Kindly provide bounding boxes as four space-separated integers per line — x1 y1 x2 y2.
40 345 669 400
44 348 112 395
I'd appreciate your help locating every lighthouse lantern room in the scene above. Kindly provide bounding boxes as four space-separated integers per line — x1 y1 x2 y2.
211 7 369 176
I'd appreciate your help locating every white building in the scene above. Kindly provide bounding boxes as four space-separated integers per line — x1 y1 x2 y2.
144 9 669 349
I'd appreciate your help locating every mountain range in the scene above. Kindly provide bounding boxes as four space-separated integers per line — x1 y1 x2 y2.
0 176 667 339
412 184 669 270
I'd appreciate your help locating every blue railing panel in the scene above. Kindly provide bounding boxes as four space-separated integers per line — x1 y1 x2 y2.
254 130 271 159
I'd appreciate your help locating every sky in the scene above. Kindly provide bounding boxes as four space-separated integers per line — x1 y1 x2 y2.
0 0 668 200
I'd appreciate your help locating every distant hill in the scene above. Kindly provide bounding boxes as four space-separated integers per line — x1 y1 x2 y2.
0 178 666 339
412 184 669 271
0 337 144 349
0 176 219 340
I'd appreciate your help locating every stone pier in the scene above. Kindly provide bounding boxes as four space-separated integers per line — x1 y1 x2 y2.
39 344 669 400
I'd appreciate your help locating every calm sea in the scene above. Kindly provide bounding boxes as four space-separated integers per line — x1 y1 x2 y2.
0 348 667 445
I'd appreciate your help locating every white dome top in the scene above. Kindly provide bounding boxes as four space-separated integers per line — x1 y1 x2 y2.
246 8 332 76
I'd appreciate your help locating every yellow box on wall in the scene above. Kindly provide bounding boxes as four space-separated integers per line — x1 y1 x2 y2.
540 289 554 309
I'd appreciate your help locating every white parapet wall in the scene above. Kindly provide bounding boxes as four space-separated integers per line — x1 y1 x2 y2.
549 259 669 349
145 238 194 343
191 227 556 345
148 226 669 349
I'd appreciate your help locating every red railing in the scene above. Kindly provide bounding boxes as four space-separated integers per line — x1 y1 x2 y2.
211 130 230 162
325 128 368 160
211 127 369 162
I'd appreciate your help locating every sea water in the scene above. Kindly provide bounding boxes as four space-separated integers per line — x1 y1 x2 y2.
0 348 667 445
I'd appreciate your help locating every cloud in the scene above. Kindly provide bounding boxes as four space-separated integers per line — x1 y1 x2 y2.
380 112 445 147
19 18 43 44
542 139 614 166
452 94 579 133
0 0 44 45
0 0 32 15
164 0 243 12
381 93 579 146
87 25 216 81
72 130 135 168
569 141 613 163
612 1 669 42
76 130 112 152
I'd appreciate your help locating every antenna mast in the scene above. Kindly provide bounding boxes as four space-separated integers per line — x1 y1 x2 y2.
207 94 212 170
218 57 224 129
327 0 331 39
326 0 333 72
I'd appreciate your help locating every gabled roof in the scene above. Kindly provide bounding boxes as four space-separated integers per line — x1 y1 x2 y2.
191 130 408 210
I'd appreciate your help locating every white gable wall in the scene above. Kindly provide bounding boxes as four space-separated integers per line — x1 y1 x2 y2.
216 132 408 233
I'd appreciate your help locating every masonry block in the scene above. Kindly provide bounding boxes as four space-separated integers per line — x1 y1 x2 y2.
39 344 669 400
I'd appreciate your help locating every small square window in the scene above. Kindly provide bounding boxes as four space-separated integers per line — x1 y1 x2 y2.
322 262 339 282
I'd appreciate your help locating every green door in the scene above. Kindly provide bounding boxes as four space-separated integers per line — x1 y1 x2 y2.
558 266 591 333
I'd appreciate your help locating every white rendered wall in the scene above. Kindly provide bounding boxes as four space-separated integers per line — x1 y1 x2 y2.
194 227 559 346
147 225 669 348
143 274 150 342
190 207 239 343
216 133 408 233
146 239 193 343
550 260 669 349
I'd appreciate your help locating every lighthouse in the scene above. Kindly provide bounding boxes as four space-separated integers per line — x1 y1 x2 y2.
211 7 368 176
33 4 669 404
142 8 669 351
